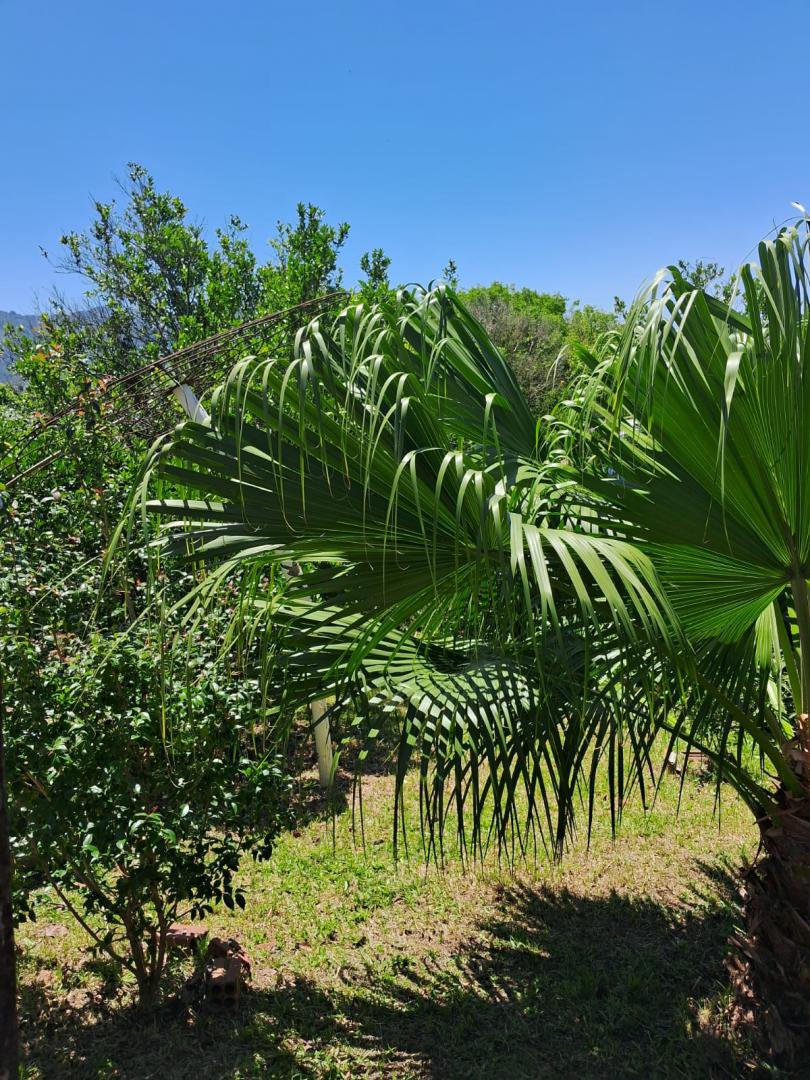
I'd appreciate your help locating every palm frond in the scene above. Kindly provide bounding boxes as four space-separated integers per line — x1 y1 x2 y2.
132 285 681 858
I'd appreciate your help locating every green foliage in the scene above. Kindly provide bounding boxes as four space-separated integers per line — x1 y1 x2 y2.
17 159 807 1034
6 616 288 1003
0 311 38 384
612 261 732 320
142 218 810 867
261 202 349 310
442 259 459 290
674 256 770 320
459 281 616 415
4 165 352 392
462 281 566 322
675 258 729 299
564 222 810 813
358 248 392 304
53 162 261 370
566 302 618 348
136 285 676 861
0 169 366 1009
0 358 289 1003
461 287 566 415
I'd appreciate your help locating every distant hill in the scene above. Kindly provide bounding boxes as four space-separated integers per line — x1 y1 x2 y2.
0 310 40 382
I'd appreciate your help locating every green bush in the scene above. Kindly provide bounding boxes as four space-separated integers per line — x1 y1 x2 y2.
0 388 290 1005
459 282 617 416
6 620 289 1004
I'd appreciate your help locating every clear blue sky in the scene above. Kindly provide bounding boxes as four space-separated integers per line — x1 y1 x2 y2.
1 0 808 313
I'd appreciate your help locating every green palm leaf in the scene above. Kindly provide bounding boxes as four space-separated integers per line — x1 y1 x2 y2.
570 221 810 801
132 285 679 856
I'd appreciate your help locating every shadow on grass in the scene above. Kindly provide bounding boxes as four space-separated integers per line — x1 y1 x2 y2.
20 871 765 1080
286 762 395 831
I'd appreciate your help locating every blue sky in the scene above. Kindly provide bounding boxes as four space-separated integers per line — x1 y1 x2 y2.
1 0 808 313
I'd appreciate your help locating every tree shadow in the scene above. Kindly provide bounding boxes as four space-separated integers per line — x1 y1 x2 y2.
20 869 772 1079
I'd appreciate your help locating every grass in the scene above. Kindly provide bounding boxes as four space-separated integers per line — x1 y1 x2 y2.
17 760 776 1079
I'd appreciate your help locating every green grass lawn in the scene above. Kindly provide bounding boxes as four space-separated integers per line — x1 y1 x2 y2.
18 763 772 1079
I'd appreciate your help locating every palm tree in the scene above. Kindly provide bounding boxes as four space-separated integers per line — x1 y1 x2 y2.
569 221 810 1060
133 222 810 1062
134 285 674 853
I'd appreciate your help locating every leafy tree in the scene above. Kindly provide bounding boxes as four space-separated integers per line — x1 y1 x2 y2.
0 170 356 1018
6 617 288 1005
442 259 459 290
461 288 566 415
0 388 290 1004
52 162 261 370
0 663 16 1080
259 202 349 312
676 256 771 321
460 282 616 415
5 165 351 392
139 222 810 1062
358 248 392 303
462 281 567 322
566 301 617 348
676 257 728 297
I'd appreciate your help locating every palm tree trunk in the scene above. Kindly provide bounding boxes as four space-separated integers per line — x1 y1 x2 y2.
0 670 19 1080
732 769 810 1067
792 574 810 715
732 579 810 1065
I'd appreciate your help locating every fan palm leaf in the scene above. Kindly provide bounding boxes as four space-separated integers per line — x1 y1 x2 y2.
573 225 810 762
566 221 810 1060
132 287 678 858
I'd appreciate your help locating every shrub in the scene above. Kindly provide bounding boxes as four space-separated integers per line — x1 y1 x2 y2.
0 402 290 1004
6 624 289 1004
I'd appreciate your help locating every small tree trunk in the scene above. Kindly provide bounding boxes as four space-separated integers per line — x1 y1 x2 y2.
311 700 334 789
731 754 810 1067
0 670 19 1080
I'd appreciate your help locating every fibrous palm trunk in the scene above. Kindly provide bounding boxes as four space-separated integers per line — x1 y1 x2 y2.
0 670 18 1080
731 744 810 1067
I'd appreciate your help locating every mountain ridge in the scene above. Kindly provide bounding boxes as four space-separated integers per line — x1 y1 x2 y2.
0 309 39 382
